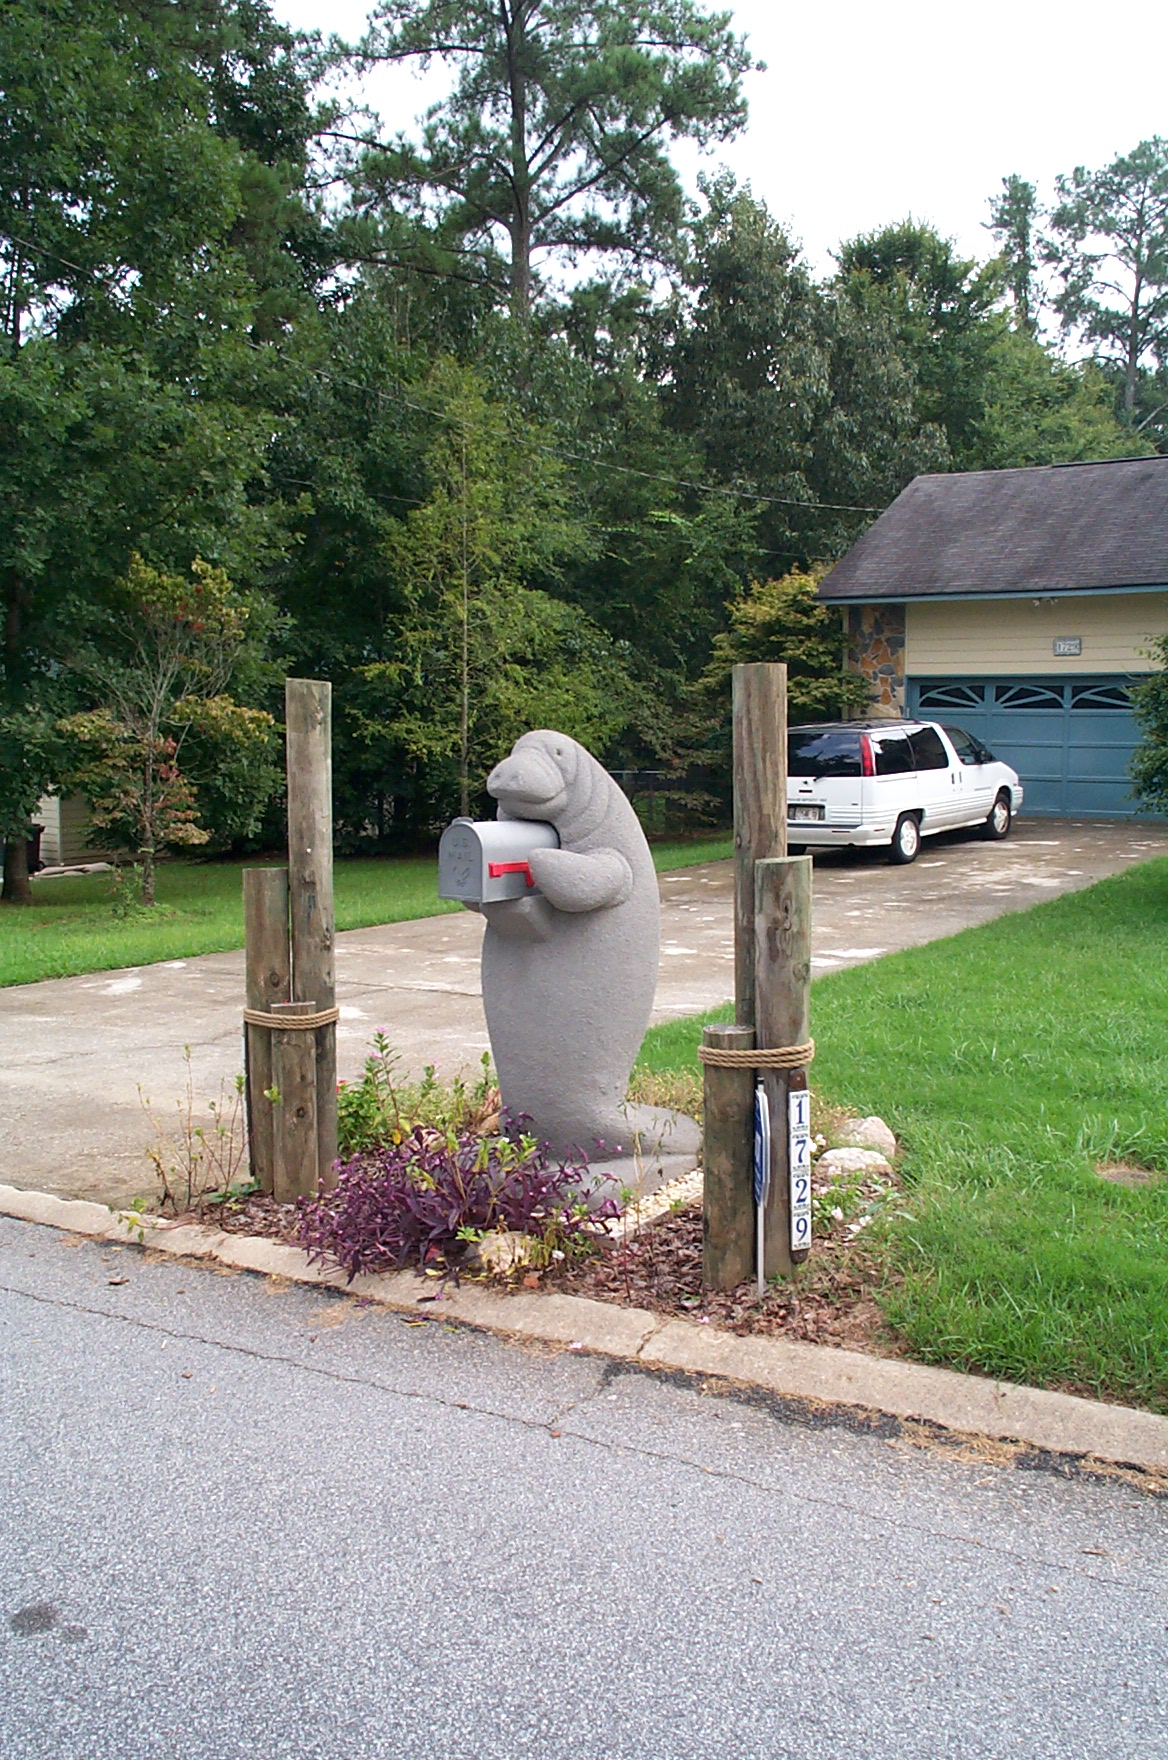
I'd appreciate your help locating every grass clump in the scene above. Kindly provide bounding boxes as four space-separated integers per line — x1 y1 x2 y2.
634 858 1168 1412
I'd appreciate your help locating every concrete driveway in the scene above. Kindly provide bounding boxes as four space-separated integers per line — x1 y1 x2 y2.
3 818 1166 1205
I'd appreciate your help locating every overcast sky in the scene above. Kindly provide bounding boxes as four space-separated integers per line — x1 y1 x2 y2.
277 0 1168 276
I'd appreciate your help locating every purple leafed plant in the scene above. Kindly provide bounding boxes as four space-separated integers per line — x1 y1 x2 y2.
297 1125 619 1282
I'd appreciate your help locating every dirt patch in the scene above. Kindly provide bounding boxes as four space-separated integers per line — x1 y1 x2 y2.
1095 1160 1163 1188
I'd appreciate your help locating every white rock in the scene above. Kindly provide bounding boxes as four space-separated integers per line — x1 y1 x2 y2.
815 1147 893 1179
833 1116 897 1159
473 1230 535 1274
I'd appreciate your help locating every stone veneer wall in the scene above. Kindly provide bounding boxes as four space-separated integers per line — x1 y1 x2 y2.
846 604 906 715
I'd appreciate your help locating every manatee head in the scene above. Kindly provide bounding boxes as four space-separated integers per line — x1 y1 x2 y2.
487 730 597 827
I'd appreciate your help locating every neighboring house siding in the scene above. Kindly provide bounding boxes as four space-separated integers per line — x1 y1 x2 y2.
905 591 1168 676
32 795 113 866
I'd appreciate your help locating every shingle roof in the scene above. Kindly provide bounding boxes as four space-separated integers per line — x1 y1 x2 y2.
818 456 1168 601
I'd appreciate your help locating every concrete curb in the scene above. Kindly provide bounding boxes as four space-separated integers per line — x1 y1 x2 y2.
3 1181 1167 1477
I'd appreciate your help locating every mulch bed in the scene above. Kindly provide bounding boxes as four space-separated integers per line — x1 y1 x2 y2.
181 1193 303 1240
545 1199 901 1354
173 1187 900 1356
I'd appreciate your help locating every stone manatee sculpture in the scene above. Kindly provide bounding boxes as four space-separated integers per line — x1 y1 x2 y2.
476 730 673 1163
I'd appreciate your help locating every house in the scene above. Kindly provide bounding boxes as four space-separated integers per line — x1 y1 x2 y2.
31 795 112 868
818 455 1168 816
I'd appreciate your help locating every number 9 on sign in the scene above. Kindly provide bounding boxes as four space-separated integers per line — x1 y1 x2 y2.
788 1088 813 1252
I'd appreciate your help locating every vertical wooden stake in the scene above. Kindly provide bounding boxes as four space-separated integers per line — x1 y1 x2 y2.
285 679 338 1187
701 1024 756 1290
733 663 787 1029
243 866 290 1192
754 855 813 1281
270 1002 319 1203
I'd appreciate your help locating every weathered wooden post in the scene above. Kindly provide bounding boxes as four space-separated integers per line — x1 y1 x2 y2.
701 1022 756 1288
285 678 338 1189
754 855 813 1277
270 1000 320 1203
241 679 339 1201
732 662 787 1029
243 866 290 1192
702 660 812 1289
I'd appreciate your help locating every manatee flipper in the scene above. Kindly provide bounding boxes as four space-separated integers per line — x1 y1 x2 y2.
481 895 554 942
526 846 633 913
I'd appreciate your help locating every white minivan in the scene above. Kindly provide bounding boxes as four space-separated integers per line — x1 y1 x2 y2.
786 720 1023 863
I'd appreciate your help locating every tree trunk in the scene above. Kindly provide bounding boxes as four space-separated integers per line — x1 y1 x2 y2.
510 212 531 320
1 836 31 905
505 5 531 319
459 433 470 817
1125 263 1145 422
139 844 155 907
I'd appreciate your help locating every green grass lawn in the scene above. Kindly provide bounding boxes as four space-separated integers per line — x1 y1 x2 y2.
638 858 1168 1412
0 831 733 988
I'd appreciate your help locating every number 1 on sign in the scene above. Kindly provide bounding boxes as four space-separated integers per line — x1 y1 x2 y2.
788 1088 812 1252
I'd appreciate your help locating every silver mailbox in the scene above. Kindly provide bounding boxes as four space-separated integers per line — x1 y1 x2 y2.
438 816 560 903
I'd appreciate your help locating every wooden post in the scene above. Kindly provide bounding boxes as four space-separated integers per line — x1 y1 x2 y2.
701 1023 756 1289
285 679 338 1188
754 855 813 1281
243 866 291 1192
732 663 787 1029
270 1001 319 1202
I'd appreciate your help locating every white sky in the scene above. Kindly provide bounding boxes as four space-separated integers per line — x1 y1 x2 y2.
278 0 1168 276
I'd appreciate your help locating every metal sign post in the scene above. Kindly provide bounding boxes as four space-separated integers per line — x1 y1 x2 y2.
753 1077 771 1297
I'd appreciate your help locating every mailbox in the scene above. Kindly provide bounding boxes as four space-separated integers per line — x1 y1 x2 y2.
438 816 560 904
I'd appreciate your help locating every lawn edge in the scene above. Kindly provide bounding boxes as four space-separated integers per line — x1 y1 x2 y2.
4 1179 1167 1481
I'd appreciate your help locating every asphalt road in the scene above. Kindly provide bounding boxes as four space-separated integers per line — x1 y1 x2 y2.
6 818 1168 1206
1 1215 1164 1760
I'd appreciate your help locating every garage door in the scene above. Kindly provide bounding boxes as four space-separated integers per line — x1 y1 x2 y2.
907 676 1144 816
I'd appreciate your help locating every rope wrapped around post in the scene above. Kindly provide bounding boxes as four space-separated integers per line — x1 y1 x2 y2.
698 1038 814 1070
243 1005 340 1032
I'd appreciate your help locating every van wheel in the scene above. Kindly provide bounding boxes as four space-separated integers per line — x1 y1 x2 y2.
889 814 921 864
787 842 807 856
983 790 1012 841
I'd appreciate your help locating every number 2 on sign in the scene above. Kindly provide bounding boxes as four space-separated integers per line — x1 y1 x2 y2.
788 1088 813 1252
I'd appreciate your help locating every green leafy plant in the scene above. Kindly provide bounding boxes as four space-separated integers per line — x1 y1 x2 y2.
336 1032 498 1155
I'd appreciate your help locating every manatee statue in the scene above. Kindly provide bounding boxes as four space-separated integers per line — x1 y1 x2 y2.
476 730 695 1171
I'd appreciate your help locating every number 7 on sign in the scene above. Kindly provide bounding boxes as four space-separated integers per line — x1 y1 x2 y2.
788 1087 812 1252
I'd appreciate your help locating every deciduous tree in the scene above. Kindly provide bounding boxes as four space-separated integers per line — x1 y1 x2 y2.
60 557 278 903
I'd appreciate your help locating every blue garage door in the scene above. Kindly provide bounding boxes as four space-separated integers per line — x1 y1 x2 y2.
907 676 1144 816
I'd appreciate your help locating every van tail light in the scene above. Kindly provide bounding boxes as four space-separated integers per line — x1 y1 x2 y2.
860 734 875 777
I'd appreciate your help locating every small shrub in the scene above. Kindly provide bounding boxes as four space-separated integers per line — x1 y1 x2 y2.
337 1032 498 1155
298 1126 619 1281
141 1048 251 1213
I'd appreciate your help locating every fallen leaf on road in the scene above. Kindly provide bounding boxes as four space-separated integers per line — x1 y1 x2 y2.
107 1277 129 1286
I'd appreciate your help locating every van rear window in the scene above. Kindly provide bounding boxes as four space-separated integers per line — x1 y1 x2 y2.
788 729 862 778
